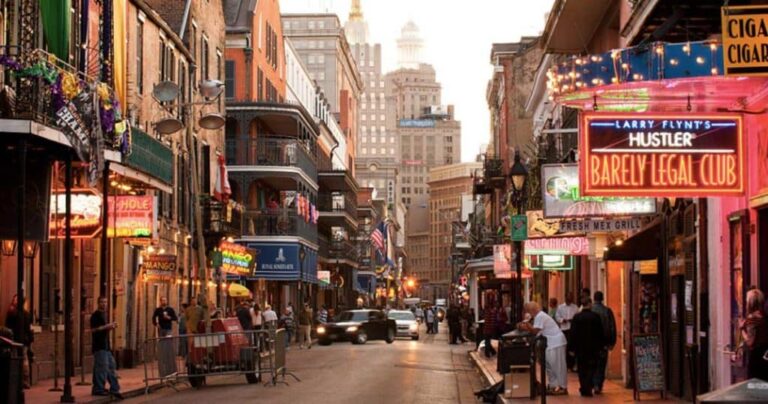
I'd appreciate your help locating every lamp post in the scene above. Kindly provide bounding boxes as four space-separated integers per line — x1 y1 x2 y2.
509 151 528 324
299 245 306 312
151 78 225 333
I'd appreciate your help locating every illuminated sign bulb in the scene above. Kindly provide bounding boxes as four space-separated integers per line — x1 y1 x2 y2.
696 56 705 64
711 67 718 75
669 58 679 66
615 239 624 247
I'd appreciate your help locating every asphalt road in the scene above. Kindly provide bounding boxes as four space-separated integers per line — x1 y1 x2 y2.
124 323 483 404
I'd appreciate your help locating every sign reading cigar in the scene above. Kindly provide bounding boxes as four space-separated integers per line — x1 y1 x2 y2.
580 113 744 197
722 5 768 76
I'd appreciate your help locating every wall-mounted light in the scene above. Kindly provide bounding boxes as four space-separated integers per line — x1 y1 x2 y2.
22 241 38 259
2 240 16 256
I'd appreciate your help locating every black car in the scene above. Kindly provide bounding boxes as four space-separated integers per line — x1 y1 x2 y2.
317 309 397 345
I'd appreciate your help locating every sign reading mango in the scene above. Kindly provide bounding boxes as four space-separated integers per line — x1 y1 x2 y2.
142 254 177 283
218 241 256 276
722 5 768 76
580 113 745 197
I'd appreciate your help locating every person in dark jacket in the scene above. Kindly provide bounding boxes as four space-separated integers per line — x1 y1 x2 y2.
591 291 617 394
570 297 606 397
447 304 461 344
5 295 33 389
482 301 499 357
236 300 254 331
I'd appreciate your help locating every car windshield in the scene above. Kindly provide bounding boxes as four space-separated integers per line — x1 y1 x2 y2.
388 311 415 321
335 311 368 322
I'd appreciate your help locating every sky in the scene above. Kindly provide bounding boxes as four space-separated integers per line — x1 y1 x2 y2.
281 0 555 162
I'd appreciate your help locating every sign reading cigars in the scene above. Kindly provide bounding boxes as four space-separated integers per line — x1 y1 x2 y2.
722 5 768 76
580 113 744 197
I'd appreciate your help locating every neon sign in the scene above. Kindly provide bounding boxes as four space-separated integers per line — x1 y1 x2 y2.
50 188 103 239
580 113 745 197
524 237 589 256
142 254 177 283
107 196 154 238
219 241 256 276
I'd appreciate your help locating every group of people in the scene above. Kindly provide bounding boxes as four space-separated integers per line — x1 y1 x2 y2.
480 289 617 397
234 300 331 350
446 304 474 344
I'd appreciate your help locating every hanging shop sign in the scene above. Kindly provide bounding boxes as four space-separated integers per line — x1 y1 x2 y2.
107 195 154 238
49 188 103 239
528 255 575 271
318 270 331 286
493 244 512 279
580 113 745 197
542 164 655 218
721 5 768 76
526 210 582 238
142 254 177 283
524 237 589 256
559 218 642 233
510 215 528 241
218 241 257 277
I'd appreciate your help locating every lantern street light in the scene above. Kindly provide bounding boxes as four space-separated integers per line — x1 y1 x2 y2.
151 77 226 334
1 240 16 256
508 151 528 324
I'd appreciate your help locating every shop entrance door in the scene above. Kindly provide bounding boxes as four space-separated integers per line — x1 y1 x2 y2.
728 212 750 383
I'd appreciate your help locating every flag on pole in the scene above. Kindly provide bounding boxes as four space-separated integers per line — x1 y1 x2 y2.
371 223 385 252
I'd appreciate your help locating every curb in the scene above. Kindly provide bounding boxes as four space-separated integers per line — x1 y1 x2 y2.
468 351 497 387
84 383 165 404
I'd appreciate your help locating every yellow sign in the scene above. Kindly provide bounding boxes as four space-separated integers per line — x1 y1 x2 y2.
638 260 658 275
722 5 768 76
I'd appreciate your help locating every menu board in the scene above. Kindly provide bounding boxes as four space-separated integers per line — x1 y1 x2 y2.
632 334 665 393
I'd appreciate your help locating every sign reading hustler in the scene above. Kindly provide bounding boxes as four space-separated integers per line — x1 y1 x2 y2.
580 113 744 197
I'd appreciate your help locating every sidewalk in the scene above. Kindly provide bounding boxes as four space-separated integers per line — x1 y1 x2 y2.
469 340 681 403
25 365 161 404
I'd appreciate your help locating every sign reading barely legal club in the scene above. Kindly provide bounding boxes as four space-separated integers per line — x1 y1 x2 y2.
580 113 744 197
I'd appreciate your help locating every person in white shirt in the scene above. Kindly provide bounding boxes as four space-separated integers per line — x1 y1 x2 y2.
262 304 278 329
555 292 579 371
519 301 568 395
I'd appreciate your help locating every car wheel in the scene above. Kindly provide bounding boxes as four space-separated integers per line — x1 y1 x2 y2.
412 335 419 341
319 339 332 346
355 331 368 345
386 328 395 344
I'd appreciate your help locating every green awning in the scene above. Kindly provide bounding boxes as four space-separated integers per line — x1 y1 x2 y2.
40 0 72 62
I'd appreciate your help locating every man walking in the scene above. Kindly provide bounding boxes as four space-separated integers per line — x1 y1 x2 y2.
482 301 499 358
279 307 295 348
152 297 177 337
90 296 123 399
425 307 435 334
570 298 605 397
262 304 278 329
317 304 328 325
298 303 313 349
447 304 461 344
556 292 578 371
518 302 568 395
591 291 617 394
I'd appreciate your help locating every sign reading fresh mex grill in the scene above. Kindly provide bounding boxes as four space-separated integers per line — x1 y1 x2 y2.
722 5 768 76
580 113 744 197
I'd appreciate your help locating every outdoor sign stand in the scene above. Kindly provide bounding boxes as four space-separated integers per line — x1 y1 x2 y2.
632 333 666 401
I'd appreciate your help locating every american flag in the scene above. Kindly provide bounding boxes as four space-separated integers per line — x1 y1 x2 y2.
371 222 385 252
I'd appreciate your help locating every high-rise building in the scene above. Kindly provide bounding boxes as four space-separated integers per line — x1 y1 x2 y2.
425 163 480 298
397 21 424 70
282 13 363 174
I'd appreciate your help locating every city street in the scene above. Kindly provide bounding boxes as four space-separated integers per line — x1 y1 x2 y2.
123 325 483 404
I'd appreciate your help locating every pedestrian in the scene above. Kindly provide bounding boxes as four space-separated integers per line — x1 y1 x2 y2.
252 303 263 330
425 306 435 334
556 292 578 371
317 304 328 325
236 300 254 335
447 304 461 344
548 297 559 319
482 300 499 358
152 297 177 337
279 307 295 348
185 296 205 334
178 303 189 357
5 295 33 389
262 304 278 329
432 307 440 334
591 291 617 394
415 306 424 324
298 303 313 349
741 288 768 381
570 297 605 397
518 301 568 395
459 304 470 342
90 296 123 399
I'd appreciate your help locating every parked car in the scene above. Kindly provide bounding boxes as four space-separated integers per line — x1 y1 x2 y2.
388 310 419 340
317 309 397 345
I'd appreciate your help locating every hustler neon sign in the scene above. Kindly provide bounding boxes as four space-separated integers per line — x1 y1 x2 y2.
580 113 745 197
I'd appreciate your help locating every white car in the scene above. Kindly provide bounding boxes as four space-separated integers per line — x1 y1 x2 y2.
388 310 419 340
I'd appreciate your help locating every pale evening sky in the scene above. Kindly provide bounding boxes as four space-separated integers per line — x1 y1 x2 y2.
282 0 555 162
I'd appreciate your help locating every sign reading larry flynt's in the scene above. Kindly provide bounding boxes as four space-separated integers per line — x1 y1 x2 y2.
579 113 744 197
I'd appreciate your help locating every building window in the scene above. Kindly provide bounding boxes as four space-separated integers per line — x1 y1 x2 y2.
136 17 143 94
225 60 235 99
371 148 377 155
257 68 264 100
201 36 209 80
318 20 325 29
371 137 376 143
362 148 367 154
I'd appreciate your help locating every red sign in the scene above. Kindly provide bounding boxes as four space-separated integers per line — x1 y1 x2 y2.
580 113 745 197
49 188 103 239
524 237 589 256
107 196 154 238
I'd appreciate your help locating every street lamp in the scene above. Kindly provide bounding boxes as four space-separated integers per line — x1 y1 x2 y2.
509 151 528 324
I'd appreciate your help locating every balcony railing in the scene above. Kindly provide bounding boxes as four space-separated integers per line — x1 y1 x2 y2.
202 198 243 237
238 137 317 179
242 209 317 242
318 192 357 218
319 233 358 259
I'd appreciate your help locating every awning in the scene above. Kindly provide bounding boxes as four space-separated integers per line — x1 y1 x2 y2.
228 283 250 298
604 219 661 261
463 256 494 274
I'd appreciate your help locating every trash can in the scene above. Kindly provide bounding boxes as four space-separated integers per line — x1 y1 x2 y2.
497 330 533 374
0 335 24 404
697 378 768 403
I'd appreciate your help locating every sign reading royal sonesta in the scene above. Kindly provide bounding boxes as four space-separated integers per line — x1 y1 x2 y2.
580 113 744 197
722 5 768 76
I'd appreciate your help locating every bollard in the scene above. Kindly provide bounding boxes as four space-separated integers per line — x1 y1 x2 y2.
537 335 547 404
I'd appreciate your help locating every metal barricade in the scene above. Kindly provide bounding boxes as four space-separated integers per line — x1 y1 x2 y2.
141 329 281 393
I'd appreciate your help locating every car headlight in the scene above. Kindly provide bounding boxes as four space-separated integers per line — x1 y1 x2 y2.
317 326 326 334
346 326 358 333
409 323 418 332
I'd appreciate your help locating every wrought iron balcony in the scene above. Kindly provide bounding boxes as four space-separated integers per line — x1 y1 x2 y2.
230 136 317 179
202 198 243 237
318 192 357 218
242 209 317 242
